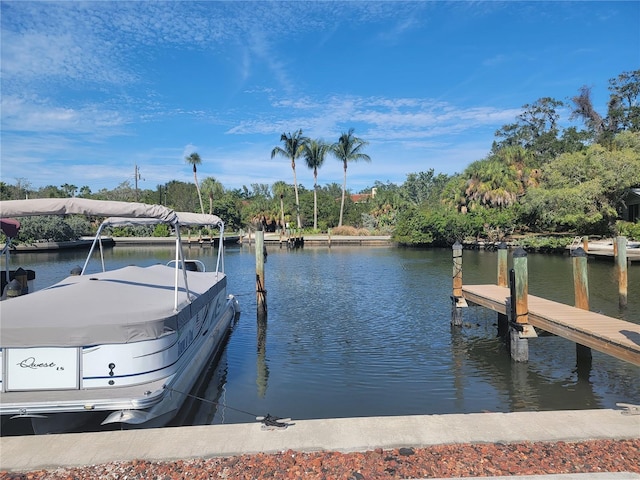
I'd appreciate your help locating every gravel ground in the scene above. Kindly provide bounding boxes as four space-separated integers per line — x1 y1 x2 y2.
1 439 638 479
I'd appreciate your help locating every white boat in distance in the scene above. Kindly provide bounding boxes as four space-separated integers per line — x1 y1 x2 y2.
0 198 240 434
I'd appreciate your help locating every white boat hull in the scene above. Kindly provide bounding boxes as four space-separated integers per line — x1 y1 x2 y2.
0 198 240 435
1 294 238 434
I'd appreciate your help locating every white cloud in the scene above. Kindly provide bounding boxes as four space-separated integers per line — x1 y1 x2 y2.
1 1 634 194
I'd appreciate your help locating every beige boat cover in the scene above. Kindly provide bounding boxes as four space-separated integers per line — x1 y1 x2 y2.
0 198 177 224
0 265 226 347
103 212 222 227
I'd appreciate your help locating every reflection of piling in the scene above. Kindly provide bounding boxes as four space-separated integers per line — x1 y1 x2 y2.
256 308 268 398
255 230 267 314
450 241 465 326
615 236 628 308
497 243 509 340
572 247 592 368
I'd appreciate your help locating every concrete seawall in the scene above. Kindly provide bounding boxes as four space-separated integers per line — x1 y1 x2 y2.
1 409 638 472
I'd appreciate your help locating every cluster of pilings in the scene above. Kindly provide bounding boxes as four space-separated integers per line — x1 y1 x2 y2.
451 237 631 363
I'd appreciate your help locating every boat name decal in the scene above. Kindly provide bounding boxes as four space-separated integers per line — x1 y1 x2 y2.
15 356 64 371
177 329 194 357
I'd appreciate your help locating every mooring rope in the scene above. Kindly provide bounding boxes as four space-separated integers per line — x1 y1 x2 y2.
163 385 288 427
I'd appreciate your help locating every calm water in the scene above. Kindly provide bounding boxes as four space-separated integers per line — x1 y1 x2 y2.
4 244 639 427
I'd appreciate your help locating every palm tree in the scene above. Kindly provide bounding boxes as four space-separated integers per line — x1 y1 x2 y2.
201 177 224 215
332 128 371 227
185 152 205 215
463 157 520 210
271 130 306 229
272 181 289 231
302 139 329 230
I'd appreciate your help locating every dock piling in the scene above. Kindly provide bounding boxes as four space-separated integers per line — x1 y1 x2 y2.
497 243 509 339
571 247 592 366
256 230 267 314
451 241 466 326
509 247 536 362
616 236 628 308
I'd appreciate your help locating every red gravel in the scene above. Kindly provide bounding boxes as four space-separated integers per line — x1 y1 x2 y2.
1 439 638 479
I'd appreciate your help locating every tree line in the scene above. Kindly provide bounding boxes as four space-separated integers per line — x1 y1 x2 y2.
1 69 639 246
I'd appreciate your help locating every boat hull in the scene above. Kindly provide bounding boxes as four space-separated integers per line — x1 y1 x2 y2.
0 284 239 434
0 198 240 435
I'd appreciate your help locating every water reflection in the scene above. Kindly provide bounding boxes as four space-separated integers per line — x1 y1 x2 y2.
256 311 269 398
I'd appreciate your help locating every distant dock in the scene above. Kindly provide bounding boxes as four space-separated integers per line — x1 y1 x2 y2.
579 238 640 263
240 232 393 247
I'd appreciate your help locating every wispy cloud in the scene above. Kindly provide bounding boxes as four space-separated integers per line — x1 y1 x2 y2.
1 1 635 192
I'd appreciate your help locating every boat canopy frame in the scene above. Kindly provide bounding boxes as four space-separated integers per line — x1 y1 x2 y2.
0 198 225 312
83 214 224 312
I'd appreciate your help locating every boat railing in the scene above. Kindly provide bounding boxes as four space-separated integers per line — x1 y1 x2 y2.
82 216 225 313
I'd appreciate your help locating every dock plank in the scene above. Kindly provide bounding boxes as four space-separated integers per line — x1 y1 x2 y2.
461 284 640 366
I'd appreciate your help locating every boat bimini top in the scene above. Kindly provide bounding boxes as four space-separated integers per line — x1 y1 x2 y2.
0 197 226 313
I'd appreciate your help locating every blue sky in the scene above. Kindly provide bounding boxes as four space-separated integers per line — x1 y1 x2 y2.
1 1 639 195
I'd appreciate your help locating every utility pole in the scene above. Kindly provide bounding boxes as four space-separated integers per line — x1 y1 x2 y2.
134 165 143 201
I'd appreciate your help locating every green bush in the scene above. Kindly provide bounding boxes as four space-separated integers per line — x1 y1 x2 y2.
153 224 171 237
515 235 573 253
14 215 90 243
108 225 155 237
616 220 640 241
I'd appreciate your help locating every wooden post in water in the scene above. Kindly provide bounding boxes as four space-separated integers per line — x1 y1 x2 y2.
571 247 592 366
582 236 589 252
451 241 464 326
497 242 508 287
616 236 628 308
497 242 509 340
256 230 267 314
510 247 530 362
328 228 332 249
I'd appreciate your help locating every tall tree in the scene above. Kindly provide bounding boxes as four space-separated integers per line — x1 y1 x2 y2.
60 183 78 197
201 177 224 215
302 139 329 230
571 69 640 144
271 130 306 228
185 152 205 214
272 181 290 231
78 186 92 198
608 69 640 132
570 86 605 139
493 97 565 166
332 128 371 227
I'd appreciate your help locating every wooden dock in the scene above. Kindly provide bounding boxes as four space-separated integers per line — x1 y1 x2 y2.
462 284 640 366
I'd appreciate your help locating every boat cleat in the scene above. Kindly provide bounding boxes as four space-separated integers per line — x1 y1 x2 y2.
256 414 292 430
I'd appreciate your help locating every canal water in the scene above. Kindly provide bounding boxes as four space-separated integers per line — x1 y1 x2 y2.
4 243 639 428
